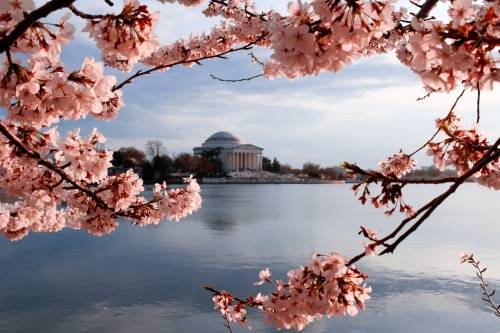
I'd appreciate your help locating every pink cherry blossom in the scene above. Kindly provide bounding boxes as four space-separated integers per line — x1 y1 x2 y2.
379 151 417 178
210 251 371 331
83 0 159 71
254 268 271 285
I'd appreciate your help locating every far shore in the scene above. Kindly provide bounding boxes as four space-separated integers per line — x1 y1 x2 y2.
200 179 349 185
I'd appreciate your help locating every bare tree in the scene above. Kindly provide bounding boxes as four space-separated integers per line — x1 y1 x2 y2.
145 139 165 159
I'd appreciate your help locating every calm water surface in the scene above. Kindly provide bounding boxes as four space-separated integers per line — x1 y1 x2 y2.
0 184 499 332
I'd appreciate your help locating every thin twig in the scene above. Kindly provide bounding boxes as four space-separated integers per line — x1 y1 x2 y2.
409 88 466 157
210 73 264 82
249 51 265 67
223 316 234 333
464 255 500 317
476 82 481 123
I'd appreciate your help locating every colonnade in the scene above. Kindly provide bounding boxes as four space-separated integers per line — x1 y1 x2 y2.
228 151 262 171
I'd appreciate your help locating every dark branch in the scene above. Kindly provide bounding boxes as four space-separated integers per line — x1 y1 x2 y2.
343 163 460 185
69 4 109 20
415 0 440 19
0 0 75 54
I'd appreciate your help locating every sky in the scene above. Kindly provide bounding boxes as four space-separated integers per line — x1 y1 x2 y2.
35 1 500 168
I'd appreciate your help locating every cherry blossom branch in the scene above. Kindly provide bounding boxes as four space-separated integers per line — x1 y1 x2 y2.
209 0 267 20
382 138 500 250
461 254 500 317
348 138 500 265
112 35 266 91
343 163 459 184
0 121 196 222
0 0 75 54
0 121 112 210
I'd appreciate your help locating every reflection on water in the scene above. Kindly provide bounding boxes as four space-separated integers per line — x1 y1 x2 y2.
0 184 499 332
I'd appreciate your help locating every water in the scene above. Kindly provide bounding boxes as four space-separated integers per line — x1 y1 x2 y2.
0 184 499 332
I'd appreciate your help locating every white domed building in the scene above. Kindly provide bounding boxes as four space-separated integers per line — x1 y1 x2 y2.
193 131 263 173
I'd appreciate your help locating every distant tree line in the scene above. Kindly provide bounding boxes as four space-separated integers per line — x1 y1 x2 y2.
262 156 457 181
111 140 223 184
261 156 346 180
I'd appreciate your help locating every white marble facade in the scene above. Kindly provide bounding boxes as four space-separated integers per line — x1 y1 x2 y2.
193 132 263 173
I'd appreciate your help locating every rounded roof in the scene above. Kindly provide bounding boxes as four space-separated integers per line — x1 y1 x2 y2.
206 131 240 143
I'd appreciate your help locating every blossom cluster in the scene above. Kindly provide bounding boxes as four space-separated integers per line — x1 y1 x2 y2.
426 112 499 189
397 0 499 92
378 151 417 178
83 0 160 71
264 0 403 78
1 56 122 128
143 0 268 70
352 179 416 218
210 252 371 331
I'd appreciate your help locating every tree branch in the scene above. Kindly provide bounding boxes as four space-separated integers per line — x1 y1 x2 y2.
415 0 440 19
0 0 75 54
68 4 109 20
113 35 267 91
344 163 460 185
348 137 500 265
